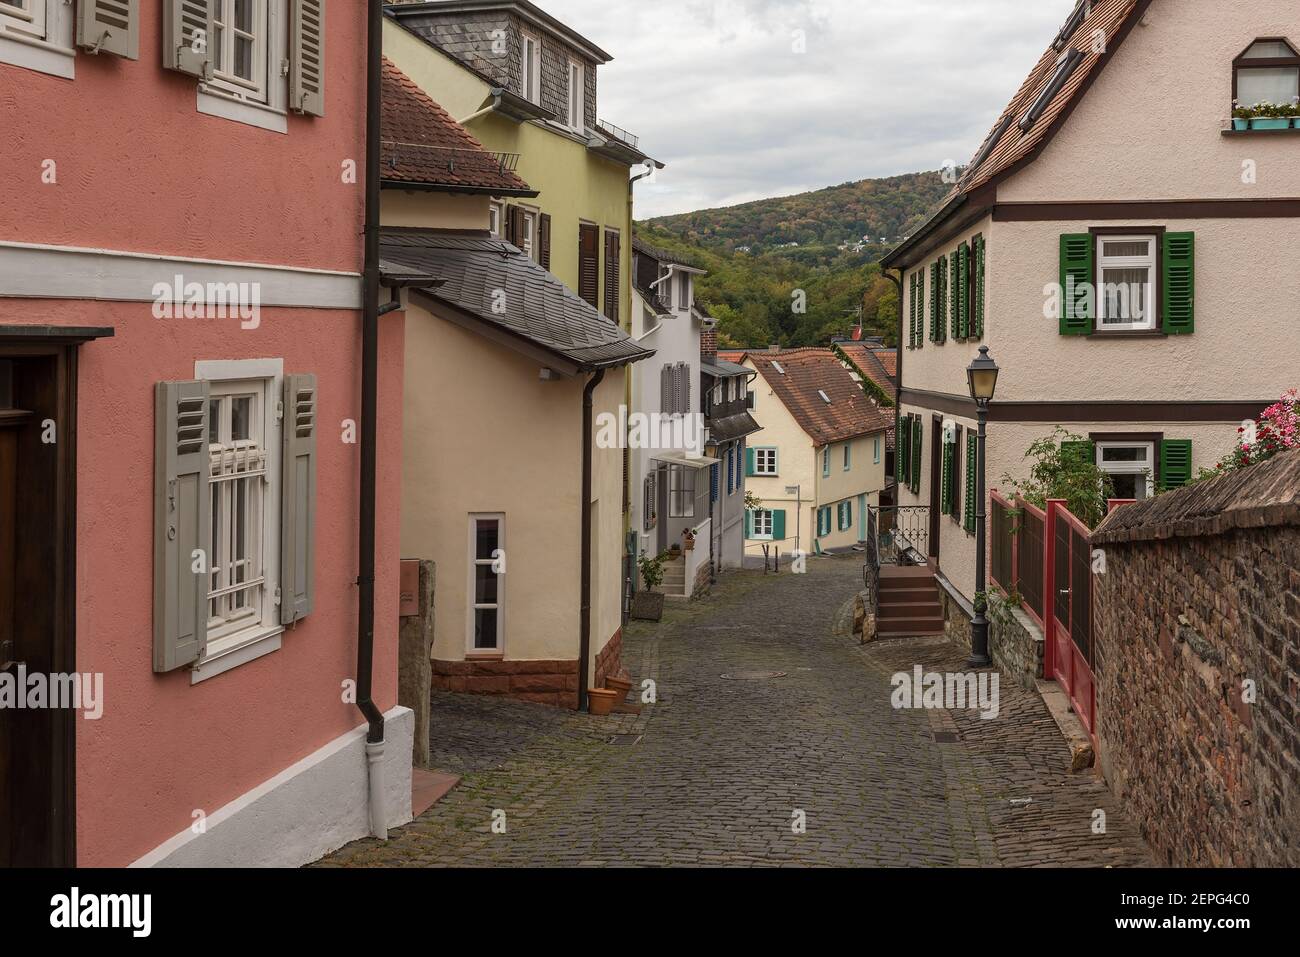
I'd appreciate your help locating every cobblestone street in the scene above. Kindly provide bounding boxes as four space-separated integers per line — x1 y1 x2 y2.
319 556 1151 868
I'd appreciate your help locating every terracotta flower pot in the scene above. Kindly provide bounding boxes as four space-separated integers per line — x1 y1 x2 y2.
604 675 633 696
587 688 618 716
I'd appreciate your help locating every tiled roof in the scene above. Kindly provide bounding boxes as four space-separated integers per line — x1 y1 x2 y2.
717 350 748 364
884 0 1145 265
380 58 534 194
836 343 898 401
748 348 894 446
380 228 653 370
872 348 897 378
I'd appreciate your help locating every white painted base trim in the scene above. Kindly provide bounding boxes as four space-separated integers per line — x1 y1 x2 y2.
0 240 362 309
130 706 414 868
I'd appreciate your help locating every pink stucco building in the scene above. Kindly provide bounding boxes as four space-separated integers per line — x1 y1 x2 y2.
0 1 411 867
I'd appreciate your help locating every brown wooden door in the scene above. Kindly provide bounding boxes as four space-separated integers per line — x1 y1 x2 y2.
0 424 15 868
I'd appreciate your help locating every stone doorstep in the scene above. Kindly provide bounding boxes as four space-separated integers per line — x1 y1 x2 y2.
411 768 461 818
1034 678 1096 773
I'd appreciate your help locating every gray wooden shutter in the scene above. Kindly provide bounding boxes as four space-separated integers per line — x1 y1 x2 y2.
154 380 211 673
163 0 214 79
77 0 139 59
660 364 672 412
538 213 552 270
290 0 327 117
281 374 318 624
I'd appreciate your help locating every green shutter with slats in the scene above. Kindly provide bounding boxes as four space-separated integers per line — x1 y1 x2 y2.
936 256 948 343
972 234 986 339
898 416 911 486
744 509 754 539
911 417 923 495
940 440 953 514
1162 232 1195 335
772 509 786 541
957 241 971 339
746 447 756 476
1160 440 1193 491
1060 233 1094 335
951 428 963 520
929 261 939 342
949 250 960 339
963 432 977 534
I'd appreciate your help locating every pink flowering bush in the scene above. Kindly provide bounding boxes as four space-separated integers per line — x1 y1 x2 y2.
1208 390 1300 476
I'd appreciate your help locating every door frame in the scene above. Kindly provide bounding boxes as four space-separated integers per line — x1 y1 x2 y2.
0 328 106 867
928 414 943 564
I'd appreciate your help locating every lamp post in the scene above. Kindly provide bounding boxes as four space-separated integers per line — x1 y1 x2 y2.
966 346 1000 669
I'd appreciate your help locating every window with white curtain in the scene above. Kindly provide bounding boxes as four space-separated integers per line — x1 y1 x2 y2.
1096 235 1157 330
1235 39 1300 106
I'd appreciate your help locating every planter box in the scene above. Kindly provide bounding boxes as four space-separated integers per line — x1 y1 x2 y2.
630 591 665 622
1232 117 1249 131
1250 117 1290 130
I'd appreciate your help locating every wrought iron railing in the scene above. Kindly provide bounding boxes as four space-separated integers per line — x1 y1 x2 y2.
862 505 930 614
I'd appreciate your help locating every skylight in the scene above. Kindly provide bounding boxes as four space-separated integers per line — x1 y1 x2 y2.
818 390 831 404
1053 0 1091 52
772 361 786 375
1019 47 1084 133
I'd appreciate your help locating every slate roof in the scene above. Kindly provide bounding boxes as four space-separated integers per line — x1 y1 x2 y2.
380 58 534 194
631 235 706 271
748 348 894 446
380 228 653 371
883 0 1145 266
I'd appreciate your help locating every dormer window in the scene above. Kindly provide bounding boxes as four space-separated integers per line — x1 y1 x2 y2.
1233 38 1300 108
567 59 585 131
520 30 541 105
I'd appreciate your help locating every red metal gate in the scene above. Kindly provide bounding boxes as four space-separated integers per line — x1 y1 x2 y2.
1045 500 1095 733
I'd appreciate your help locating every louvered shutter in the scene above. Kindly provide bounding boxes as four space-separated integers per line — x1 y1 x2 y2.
949 250 960 339
660 364 672 413
940 439 953 514
290 0 326 116
744 509 753 539
936 256 947 344
898 416 911 486
772 510 786 541
504 206 518 246
77 0 139 59
746 447 756 477
929 261 939 342
710 463 719 503
681 363 691 413
957 242 971 339
951 425 963 520
1160 439 1193 491
963 432 977 533
163 0 214 78
1162 232 1195 335
578 224 599 306
911 417 923 495
1059 233 1094 335
604 231 621 322
972 234 986 339
538 213 552 270
281 374 318 624
154 380 211 673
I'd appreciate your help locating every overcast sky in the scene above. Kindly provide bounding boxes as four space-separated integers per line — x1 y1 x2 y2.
540 0 1073 219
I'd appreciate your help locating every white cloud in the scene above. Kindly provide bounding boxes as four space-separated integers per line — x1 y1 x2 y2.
540 0 1073 218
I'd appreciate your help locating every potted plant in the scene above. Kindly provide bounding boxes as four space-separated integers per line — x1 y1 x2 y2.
587 687 618 716
1246 101 1292 130
1230 101 1250 131
630 552 668 621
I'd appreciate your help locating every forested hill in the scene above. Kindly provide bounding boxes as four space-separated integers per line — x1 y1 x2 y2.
635 171 950 349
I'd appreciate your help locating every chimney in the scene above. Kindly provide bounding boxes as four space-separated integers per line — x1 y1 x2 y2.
700 328 717 362
768 344 780 353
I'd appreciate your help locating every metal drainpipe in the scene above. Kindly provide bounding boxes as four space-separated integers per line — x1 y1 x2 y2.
886 267 905 494
358 0 387 839
578 368 607 712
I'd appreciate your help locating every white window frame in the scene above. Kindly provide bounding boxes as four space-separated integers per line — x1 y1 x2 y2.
519 208 538 261
754 447 778 476
751 509 774 540
844 444 852 471
190 357 284 685
1095 234 1158 331
520 30 541 105
1096 441 1156 501
197 0 289 132
210 0 270 102
874 436 881 464
489 203 503 239
0 0 74 80
822 446 831 477
668 465 696 519
467 513 506 655
566 58 585 132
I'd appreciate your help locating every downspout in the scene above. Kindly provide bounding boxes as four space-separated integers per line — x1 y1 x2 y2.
579 368 607 712
358 0 387 840
457 90 503 126
886 267 905 501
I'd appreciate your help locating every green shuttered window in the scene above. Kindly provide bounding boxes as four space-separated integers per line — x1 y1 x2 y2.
910 417 923 495
1160 439 1193 490
1059 233 1094 335
1162 232 1195 335
963 432 977 534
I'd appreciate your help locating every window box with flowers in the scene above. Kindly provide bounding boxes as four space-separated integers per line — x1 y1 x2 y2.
1232 100 1300 130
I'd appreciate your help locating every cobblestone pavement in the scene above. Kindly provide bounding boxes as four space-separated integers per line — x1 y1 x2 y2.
317 556 1151 867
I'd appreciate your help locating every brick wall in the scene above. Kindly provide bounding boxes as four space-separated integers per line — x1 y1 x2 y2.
594 627 623 688
432 659 579 710
1092 450 1300 867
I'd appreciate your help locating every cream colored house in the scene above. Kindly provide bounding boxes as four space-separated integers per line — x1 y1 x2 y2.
741 349 893 558
882 0 1300 619
379 58 652 709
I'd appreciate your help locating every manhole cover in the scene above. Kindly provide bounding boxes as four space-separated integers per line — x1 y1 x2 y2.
606 734 642 746
720 671 787 680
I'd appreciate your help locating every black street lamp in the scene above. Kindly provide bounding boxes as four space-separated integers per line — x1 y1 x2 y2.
966 345 999 668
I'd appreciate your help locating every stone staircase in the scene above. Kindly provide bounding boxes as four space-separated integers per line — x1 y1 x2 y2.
876 565 945 638
660 555 688 600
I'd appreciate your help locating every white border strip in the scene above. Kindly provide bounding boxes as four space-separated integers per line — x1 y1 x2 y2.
0 241 363 309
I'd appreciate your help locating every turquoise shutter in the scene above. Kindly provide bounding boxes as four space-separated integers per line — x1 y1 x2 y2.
1060 233 1094 335
963 432 977 533
746 447 756 476
972 234 986 339
911 417 923 495
772 509 786 541
845 499 852 530
1160 440 1193 490
1162 232 1195 335
744 509 754 539
957 242 970 339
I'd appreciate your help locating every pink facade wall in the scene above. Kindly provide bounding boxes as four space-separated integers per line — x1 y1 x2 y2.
0 3 403 866
0 1 367 272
